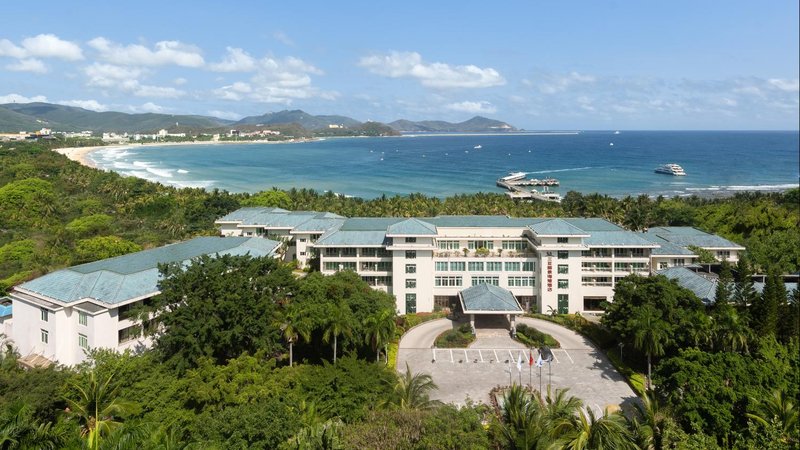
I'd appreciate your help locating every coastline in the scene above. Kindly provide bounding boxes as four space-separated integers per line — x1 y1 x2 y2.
54 137 319 169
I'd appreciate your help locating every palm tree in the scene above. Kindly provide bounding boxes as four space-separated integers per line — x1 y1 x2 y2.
747 390 798 440
712 304 750 353
363 309 396 363
272 307 311 367
542 386 583 424
0 402 67 450
631 305 670 390
554 407 636 450
627 390 671 450
385 364 441 410
322 303 353 364
491 385 551 450
64 370 137 450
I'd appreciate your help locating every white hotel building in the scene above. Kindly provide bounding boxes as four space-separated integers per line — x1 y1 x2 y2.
216 208 744 315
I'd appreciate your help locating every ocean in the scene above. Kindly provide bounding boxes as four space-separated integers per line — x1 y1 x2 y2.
88 131 799 199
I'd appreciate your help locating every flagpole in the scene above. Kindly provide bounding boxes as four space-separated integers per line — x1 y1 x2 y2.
529 348 532 387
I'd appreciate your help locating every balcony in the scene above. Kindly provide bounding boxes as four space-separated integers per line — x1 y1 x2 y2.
433 250 537 258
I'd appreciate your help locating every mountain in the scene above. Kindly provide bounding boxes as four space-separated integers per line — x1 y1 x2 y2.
0 103 232 133
388 116 516 133
235 109 361 130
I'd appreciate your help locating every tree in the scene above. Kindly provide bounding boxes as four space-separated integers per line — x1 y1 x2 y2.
241 188 292 209
0 402 67 450
632 304 670 390
363 309 396 363
322 302 353 364
711 304 750 353
747 390 799 446
553 407 636 450
733 254 757 309
750 270 782 338
385 364 442 411
272 307 311 367
74 236 141 263
64 371 137 450
714 260 734 307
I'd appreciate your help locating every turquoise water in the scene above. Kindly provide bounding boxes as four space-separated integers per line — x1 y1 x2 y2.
89 131 799 199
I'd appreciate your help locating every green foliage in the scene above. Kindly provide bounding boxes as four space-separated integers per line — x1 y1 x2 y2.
515 324 560 348
383 364 442 411
434 324 475 348
153 254 297 371
0 178 57 228
688 245 717 263
65 213 113 236
241 188 293 209
530 313 616 349
751 270 783 338
397 312 447 333
74 235 142 263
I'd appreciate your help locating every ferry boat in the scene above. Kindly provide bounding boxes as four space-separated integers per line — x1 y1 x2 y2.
474 144 482 149
500 172 527 182
654 163 687 176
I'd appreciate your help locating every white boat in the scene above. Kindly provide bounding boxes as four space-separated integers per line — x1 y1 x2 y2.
614 130 620 135
500 171 527 182
474 144 482 149
654 163 687 176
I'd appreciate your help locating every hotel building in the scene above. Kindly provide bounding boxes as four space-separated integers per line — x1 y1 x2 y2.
215 208 744 315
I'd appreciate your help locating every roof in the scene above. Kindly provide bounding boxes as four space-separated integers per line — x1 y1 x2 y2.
584 231 659 247
459 284 523 313
645 227 744 249
16 237 280 306
216 207 287 222
315 230 389 246
291 215 346 233
563 218 624 232
641 233 697 256
424 216 537 228
339 217 405 231
529 218 590 236
241 210 319 228
386 218 437 236
658 267 717 305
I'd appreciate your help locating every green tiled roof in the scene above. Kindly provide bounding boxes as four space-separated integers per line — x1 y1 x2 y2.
387 218 437 235
424 216 536 228
460 284 523 313
315 230 389 246
645 227 744 249
292 216 345 233
529 218 590 236
584 231 659 247
17 237 280 306
216 207 282 222
339 218 405 231
242 210 318 227
563 218 624 232
658 267 716 304
641 233 696 255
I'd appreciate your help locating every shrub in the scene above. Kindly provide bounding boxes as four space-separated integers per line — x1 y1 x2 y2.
434 328 475 348
515 324 560 348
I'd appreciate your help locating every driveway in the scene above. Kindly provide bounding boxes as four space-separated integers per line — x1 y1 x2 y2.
396 316 639 412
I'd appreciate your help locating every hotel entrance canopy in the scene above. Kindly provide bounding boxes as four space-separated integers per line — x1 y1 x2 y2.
459 284 524 315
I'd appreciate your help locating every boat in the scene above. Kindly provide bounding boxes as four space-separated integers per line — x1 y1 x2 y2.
654 163 687 176
614 130 620 135
474 144 482 149
500 172 527 182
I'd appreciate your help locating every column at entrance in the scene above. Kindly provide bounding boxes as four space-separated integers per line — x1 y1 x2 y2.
470 314 476 334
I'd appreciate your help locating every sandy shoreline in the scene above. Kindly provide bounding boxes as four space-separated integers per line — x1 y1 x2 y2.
54 138 317 168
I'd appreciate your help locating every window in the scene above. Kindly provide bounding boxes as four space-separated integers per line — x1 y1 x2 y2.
377 248 392 257
631 248 645 257
405 294 417 313
502 240 527 250
450 261 465 271
405 250 416 259
324 262 356 271
360 261 392 272
505 262 521 271
40 329 48 344
325 248 339 257
435 276 463 287
377 261 392 271
435 261 448 271
78 333 88 350
405 264 417 274
471 276 499 286
508 276 535 287
486 262 503 271
614 248 628 257
78 311 88 326
406 279 417 289
523 261 536 271
405 237 417 243
557 264 569 274
341 248 357 257
41 308 49 322
717 250 730 259
362 248 377 257
118 325 142 344
557 294 569 314
468 240 493 250
557 237 569 244
468 261 484 271
299 251 306 256
659 262 668 269
438 240 460 250
557 251 569 260
558 279 569 289
672 259 686 266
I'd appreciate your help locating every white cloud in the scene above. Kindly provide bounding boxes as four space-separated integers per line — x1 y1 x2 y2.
208 110 242 120
768 78 799 92
209 47 257 72
21 34 84 60
273 31 294 46
83 63 184 98
5 58 47 73
445 100 497 114
213 56 330 104
359 51 505 89
126 102 166 113
133 85 184 98
0 93 48 104
87 37 204 67
0 34 83 61
57 99 108 111
173 77 187 85
536 71 596 94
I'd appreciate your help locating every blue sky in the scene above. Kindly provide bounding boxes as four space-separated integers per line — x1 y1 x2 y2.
1 1 797 129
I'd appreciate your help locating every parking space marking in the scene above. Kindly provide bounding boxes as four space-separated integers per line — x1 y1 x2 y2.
556 348 574 364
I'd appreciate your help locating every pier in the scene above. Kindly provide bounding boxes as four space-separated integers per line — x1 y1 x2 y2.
496 177 562 203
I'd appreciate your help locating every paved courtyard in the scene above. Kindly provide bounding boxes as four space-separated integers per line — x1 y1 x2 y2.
397 316 639 413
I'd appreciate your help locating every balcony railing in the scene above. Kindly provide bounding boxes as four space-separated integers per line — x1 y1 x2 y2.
433 251 537 258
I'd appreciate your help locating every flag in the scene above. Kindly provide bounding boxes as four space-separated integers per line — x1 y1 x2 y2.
529 352 534 366
516 352 523 372
536 353 543 368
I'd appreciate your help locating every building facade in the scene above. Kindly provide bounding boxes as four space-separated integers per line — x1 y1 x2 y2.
215 208 745 315
9 236 279 366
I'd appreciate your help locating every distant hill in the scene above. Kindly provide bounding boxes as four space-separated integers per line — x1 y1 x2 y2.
235 109 362 130
388 116 516 133
0 103 232 133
